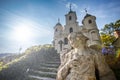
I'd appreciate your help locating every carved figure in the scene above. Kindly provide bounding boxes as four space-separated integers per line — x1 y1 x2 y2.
57 32 116 80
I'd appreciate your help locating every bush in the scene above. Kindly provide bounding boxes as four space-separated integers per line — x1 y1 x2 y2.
116 49 120 59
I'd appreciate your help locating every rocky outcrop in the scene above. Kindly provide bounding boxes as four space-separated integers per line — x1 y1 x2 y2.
57 32 116 80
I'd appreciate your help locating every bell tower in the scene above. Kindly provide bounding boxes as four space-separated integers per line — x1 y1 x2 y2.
64 3 79 34
65 4 77 25
82 10 101 48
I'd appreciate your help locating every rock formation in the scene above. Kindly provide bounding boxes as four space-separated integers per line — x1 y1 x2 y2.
57 32 116 80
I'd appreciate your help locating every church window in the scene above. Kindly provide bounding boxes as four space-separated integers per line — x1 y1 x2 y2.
69 27 73 33
64 38 68 45
88 20 92 24
56 29 57 32
69 16 72 20
58 40 63 51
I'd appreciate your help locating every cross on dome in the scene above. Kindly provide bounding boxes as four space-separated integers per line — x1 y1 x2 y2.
58 18 60 23
70 3 72 11
84 8 88 14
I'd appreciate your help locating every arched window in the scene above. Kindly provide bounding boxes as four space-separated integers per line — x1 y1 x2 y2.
69 16 72 20
55 29 57 32
88 20 92 24
58 40 63 51
64 38 68 45
69 27 73 33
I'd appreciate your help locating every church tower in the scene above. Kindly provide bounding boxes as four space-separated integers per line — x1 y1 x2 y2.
54 19 63 38
64 4 80 34
63 4 80 52
82 12 101 48
53 19 64 53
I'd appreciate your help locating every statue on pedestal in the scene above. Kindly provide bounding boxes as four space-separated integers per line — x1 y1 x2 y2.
57 32 116 80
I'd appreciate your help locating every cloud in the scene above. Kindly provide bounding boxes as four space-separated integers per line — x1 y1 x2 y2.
79 5 91 13
66 2 78 10
94 2 120 17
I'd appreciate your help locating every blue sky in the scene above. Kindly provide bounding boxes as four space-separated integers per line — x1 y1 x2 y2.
0 0 120 53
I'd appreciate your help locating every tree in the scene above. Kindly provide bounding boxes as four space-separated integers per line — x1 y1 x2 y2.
100 34 115 46
101 23 114 35
114 20 120 30
100 20 120 46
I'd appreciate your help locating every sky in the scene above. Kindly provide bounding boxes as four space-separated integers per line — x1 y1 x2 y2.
0 0 120 53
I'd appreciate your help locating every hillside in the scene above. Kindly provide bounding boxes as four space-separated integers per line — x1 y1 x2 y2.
0 44 60 80
0 53 11 58
0 44 120 80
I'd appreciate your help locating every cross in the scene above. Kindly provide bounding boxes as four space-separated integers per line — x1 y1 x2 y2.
58 18 60 23
70 3 72 11
84 8 87 14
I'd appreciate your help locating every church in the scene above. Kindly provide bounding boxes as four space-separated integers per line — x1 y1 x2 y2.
53 7 101 54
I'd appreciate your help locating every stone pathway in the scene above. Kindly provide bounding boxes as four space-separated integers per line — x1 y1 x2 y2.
27 53 60 80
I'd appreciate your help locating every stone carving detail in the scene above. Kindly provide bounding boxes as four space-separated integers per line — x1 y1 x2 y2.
57 32 116 80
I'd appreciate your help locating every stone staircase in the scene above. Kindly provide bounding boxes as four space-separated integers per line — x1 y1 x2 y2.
27 53 60 80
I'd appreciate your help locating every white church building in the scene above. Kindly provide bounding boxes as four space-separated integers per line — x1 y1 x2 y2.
53 8 101 54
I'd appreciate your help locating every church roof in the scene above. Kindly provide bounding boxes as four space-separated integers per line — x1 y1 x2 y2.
56 22 62 26
82 13 96 24
55 18 62 27
84 14 92 18
54 22 63 29
68 10 74 14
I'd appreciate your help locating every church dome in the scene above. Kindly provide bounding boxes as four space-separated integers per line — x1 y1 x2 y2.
84 14 92 19
68 10 74 14
82 13 96 25
54 18 63 29
54 22 63 31
55 22 62 26
83 13 96 19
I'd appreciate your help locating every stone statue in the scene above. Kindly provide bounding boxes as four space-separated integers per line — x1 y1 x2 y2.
57 32 116 80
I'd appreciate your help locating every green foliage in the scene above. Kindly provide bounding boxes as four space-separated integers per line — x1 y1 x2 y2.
100 20 120 79
114 20 120 30
0 62 3 71
24 44 53 54
100 34 115 46
101 23 114 35
100 19 120 46
0 62 8 71
116 49 120 59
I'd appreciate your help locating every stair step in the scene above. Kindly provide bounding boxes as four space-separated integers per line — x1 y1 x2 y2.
28 68 57 78
39 67 58 71
29 71 56 78
45 62 61 65
28 75 55 80
31 70 57 75
40 64 59 68
30 67 58 73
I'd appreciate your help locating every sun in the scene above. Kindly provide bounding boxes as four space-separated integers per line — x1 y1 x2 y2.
12 23 33 42
14 27 32 42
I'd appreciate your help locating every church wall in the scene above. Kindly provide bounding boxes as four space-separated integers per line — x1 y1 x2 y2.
83 16 97 30
65 12 77 25
64 23 80 34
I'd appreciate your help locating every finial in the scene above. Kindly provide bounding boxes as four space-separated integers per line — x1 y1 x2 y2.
70 3 72 11
58 18 60 23
84 8 87 14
